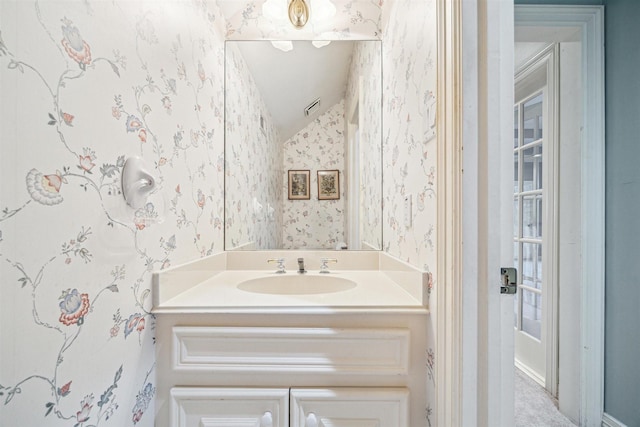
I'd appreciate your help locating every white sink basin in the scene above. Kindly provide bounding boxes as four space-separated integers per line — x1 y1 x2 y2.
237 274 357 295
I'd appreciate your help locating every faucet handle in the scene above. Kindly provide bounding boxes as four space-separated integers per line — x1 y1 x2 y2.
319 258 338 274
267 258 286 274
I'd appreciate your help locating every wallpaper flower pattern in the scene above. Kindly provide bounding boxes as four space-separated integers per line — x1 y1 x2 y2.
345 40 383 250
0 1 225 425
225 42 282 250
1 0 438 425
382 1 438 421
282 101 346 249
382 0 437 271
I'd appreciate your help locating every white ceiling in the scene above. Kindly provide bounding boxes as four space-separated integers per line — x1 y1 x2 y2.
233 40 356 140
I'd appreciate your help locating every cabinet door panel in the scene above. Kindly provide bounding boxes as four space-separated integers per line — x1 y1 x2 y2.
290 388 409 427
170 387 288 427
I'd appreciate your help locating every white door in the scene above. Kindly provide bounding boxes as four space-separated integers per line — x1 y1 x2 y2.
513 46 557 388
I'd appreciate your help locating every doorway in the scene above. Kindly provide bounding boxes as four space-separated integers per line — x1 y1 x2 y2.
437 4 604 426
508 5 605 426
513 45 557 390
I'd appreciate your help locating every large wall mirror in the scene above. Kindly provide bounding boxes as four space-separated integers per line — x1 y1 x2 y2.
225 40 382 251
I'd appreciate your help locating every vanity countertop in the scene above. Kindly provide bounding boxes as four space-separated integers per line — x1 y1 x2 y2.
152 251 429 314
155 270 422 312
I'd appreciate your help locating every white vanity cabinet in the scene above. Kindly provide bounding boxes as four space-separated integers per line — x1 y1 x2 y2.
155 312 428 427
170 386 409 427
153 251 431 425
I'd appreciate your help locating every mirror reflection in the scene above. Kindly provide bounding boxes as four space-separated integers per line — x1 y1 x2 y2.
225 40 382 250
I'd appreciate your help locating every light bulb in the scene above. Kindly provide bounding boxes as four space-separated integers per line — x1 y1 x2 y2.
313 0 337 22
312 40 331 48
270 40 294 52
262 0 286 22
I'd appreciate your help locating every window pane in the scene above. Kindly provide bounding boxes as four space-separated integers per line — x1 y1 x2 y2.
514 152 519 193
522 195 542 238
522 144 543 191
513 197 519 238
514 107 519 148
522 242 542 290
536 195 543 238
523 93 543 144
514 288 520 328
522 289 542 339
514 241 520 272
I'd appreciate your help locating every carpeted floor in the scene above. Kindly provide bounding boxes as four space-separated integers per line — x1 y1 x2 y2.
515 368 577 427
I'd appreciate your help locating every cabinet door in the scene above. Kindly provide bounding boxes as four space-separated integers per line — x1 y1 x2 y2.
290 388 409 427
170 387 288 427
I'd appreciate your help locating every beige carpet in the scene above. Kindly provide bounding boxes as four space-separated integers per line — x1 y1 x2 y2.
515 368 576 427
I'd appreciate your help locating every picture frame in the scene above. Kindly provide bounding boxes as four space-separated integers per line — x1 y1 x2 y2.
288 170 310 200
317 170 340 200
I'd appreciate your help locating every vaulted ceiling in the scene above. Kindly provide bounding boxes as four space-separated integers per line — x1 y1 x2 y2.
233 40 355 140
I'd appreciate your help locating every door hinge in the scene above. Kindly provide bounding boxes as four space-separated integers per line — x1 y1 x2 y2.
500 267 517 294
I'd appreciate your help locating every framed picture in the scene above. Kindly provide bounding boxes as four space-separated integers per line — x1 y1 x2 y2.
317 170 340 200
288 170 310 200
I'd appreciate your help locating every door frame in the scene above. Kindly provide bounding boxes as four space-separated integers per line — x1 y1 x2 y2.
515 8 605 426
437 3 605 426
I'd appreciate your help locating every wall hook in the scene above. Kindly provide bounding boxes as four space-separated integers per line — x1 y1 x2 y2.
122 157 157 209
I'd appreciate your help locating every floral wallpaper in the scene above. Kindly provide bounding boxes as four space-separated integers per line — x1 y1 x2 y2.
225 42 282 250
382 0 437 272
282 100 346 249
0 1 225 426
1 0 438 426
345 40 383 249
382 0 438 422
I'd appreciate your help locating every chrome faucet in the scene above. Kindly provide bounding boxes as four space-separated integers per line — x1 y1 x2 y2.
319 258 338 274
267 258 286 274
297 258 306 274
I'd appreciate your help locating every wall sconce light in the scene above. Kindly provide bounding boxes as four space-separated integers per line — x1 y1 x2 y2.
288 0 309 28
122 156 157 209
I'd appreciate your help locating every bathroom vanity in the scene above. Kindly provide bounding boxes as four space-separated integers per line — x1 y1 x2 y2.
152 251 430 427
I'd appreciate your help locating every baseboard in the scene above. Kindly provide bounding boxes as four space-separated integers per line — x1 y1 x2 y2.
514 359 545 388
602 412 627 427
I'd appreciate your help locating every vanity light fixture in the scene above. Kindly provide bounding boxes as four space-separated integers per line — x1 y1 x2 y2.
288 0 310 28
263 0 336 29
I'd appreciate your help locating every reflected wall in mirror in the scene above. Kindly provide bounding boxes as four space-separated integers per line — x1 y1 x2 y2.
225 40 382 251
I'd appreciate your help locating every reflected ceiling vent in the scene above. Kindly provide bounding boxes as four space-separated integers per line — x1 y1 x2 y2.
304 98 321 117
